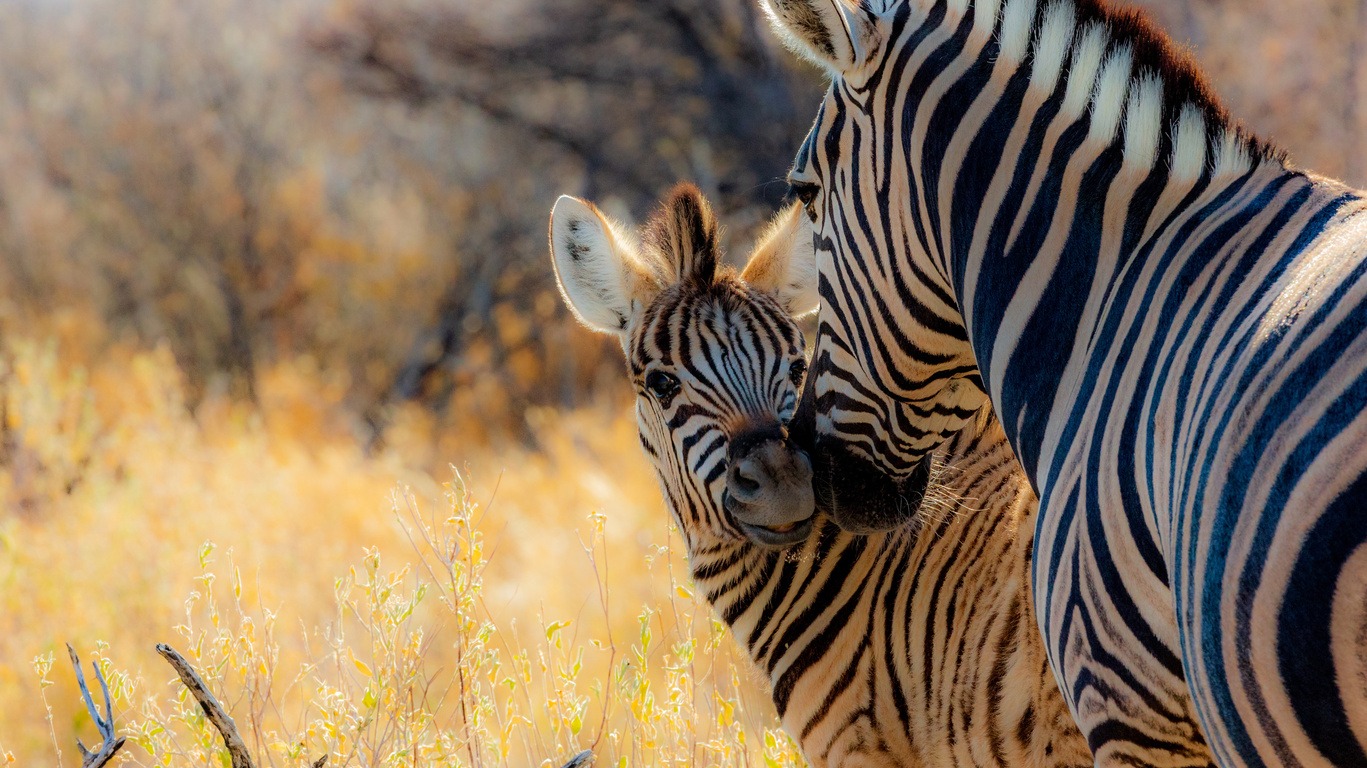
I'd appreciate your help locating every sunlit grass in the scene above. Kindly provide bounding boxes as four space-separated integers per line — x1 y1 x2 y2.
0 335 801 766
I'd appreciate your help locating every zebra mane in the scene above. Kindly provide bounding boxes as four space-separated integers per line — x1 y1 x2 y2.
635 183 776 318
933 0 1286 179
640 182 722 289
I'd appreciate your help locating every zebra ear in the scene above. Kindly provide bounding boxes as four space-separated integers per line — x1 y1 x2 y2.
761 0 881 73
742 203 820 318
550 195 662 335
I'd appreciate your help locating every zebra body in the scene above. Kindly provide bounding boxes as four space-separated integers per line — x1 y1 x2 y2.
710 417 1088 768
758 0 1367 765
550 185 1090 766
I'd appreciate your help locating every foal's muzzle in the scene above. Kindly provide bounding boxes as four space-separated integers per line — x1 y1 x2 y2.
723 422 816 548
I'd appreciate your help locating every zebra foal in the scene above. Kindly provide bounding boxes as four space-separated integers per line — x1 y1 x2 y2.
550 183 1089 767
741 0 1367 765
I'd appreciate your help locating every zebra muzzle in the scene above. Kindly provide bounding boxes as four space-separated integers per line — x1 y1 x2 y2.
724 433 816 548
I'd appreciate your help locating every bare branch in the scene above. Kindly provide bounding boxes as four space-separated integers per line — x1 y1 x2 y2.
66 644 126 768
154 643 256 768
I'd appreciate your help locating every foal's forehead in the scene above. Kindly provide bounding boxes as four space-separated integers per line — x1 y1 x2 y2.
632 281 795 360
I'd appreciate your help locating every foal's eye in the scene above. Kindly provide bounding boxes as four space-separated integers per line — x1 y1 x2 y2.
788 359 808 386
645 370 681 401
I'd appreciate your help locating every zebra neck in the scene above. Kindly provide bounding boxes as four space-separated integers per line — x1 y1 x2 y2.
870 0 1287 296
687 524 887 674
872 0 1326 477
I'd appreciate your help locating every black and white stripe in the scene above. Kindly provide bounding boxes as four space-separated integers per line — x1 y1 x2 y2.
761 0 1367 765
551 183 1091 766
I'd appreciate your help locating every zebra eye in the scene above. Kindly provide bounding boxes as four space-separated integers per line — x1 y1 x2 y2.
788 180 820 220
645 370 681 402
788 359 808 386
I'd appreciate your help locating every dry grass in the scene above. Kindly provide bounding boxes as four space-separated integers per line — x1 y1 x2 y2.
0 331 801 767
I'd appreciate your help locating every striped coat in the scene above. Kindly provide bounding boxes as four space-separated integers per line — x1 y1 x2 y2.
551 183 1089 766
755 0 1367 765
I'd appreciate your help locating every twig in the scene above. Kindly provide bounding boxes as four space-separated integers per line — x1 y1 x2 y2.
155 643 256 768
67 644 127 768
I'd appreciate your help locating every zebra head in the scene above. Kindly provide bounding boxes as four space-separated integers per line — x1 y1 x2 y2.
760 0 992 533
550 183 822 550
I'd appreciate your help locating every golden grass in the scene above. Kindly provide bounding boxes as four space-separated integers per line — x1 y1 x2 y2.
0 334 801 767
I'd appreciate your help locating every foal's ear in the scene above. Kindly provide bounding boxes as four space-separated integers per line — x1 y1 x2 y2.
761 0 882 74
741 203 820 318
550 196 662 335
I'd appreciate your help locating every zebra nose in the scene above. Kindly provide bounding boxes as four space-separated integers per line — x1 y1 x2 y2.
727 444 813 502
728 421 787 463
724 438 816 548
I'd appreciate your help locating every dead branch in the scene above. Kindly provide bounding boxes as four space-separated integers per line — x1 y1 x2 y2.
152 644 333 768
154 643 256 768
67 644 127 768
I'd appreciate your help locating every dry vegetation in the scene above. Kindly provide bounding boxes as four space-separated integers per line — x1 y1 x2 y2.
0 0 815 762
0 0 1363 765
0 336 803 765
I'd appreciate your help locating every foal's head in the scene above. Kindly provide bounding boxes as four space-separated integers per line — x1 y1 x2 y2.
550 184 820 549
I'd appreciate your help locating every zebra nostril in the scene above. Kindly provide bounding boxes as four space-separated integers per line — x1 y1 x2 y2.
729 461 764 500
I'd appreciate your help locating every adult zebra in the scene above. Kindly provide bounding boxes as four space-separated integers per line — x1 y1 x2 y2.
731 0 1367 766
550 183 1090 767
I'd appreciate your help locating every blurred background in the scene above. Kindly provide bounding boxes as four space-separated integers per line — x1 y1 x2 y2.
0 0 1362 765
